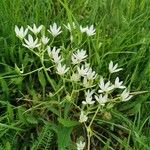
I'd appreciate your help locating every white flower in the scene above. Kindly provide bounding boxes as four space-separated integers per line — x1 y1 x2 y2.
41 35 49 45
47 46 63 64
80 25 87 33
15 26 28 39
23 34 41 49
114 77 126 89
77 65 89 77
85 63 90 68
28 24 43 35
95 94 108 106
86 68 97 80
76 141 85 150
82 90 95 105
56 63 69 76
86 25 96 36
79 111 88 123
48 22 62 37
83 77 91 88
121 89 132 101
64 22 76 31
70 73 80 82
71 49 87 64
98 77 114 93
109 61 123 73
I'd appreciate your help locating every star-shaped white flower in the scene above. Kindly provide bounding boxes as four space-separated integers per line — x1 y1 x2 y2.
71 49 87 64
82 90 95 105
23 34 41 49
114 77 126 89
98 77 114 93
83 77 91 88
70 73 80 82
121 89 132 101
109 61 122 73
64 22 76 31
28 24 43 35
77 65 89 77
80 25 88 33
15 25 28 39
76 141 85 150
86 25 96 36
56 63 69 76
79 111 88 123
48 22 62 37
95 94 108 106
41 35 49 45
86 67 97 80
47 46 63 64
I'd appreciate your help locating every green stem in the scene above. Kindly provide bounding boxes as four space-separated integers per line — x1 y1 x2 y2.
40 49 56 91
86 105 101 150
89 105 100 127
49 37 54 46
41 62 56 92
108 73 111 80
42 86 45 100
29 48 40 57
1 67 43 79
22 67 43 76
87 129 91 150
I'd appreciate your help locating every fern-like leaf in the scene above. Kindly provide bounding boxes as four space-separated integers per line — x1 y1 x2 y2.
32 124 53 150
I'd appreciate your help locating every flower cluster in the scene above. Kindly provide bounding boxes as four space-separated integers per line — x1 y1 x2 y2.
15 23 133 150
80 25 96 36
78 61 132 123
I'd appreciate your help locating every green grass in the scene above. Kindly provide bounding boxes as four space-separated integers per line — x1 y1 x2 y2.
0 0 150 149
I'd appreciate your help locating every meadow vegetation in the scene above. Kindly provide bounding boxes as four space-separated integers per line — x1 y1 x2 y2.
0 0 150 149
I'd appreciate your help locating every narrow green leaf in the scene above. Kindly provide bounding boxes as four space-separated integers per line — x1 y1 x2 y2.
38 70 46 88
58 118 79 127
57 124 72 150
5 142 11 150
0 78 9 96
0 123 23 131
7 103 14 122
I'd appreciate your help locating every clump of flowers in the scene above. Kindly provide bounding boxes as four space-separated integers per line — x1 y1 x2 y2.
15 23 133 150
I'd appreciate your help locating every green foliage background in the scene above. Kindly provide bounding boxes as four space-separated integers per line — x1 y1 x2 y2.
0 0 150 149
